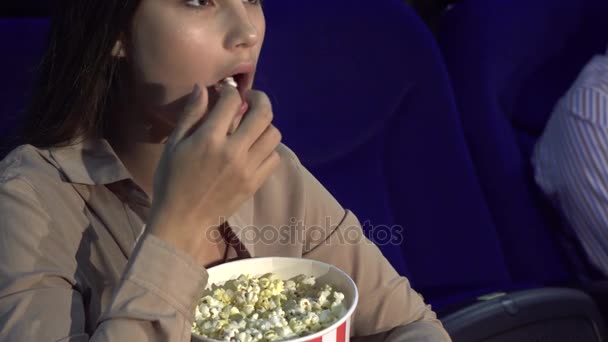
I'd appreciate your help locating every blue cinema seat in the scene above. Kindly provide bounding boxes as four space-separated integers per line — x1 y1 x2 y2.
438 0 608 286
257 0 514 308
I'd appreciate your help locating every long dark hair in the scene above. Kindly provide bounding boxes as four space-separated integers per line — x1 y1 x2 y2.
19 0 141 148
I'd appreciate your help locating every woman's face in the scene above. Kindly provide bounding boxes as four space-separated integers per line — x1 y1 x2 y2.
119 0 265 131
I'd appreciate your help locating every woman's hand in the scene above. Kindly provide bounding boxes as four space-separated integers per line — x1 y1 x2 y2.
146 84 282 264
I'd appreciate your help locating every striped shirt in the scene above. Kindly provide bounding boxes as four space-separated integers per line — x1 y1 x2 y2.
533 52 608 278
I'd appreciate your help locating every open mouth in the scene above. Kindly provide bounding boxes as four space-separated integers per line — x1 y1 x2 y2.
232 73 249 95
205 72 252 125
212 72 251 101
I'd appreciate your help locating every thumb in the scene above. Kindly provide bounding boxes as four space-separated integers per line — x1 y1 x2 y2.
169 83 209 143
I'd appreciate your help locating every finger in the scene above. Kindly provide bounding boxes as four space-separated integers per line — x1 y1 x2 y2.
169 84 208 143
227 110 245 135
193 84 242 141
249 124 282 168
231 91 273 148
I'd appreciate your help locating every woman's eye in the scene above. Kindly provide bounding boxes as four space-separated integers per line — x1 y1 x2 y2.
186 0 261 7
186 0 211 8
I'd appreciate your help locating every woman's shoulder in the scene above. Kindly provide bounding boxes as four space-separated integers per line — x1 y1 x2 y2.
0 146 62 234
0 144 95 247
275 142 300 165
0 145 87 286
0 144 64 186
259 143 304 190
0 144 71 209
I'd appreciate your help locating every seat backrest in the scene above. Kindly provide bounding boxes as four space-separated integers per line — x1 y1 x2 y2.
442 287 607 342
438 0 608 286
257 0 513 306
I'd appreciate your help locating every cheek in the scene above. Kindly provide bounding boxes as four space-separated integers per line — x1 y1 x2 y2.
129 18 219 105
254 12 266 57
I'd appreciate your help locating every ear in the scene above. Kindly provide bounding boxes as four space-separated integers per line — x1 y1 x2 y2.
111 39 127 58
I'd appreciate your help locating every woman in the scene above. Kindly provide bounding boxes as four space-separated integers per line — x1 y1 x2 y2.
0 0 451 341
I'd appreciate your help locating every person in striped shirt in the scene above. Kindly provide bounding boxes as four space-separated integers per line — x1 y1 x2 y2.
532 48 608 280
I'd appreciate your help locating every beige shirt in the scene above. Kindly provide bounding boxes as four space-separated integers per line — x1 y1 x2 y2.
0 139 450 341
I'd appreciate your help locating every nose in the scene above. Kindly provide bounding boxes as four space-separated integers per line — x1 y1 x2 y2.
223 6 260 51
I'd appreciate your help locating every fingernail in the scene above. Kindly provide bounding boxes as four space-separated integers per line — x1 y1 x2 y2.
190 83 201 102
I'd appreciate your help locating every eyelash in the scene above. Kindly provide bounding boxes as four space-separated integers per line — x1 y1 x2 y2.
185 0 263 9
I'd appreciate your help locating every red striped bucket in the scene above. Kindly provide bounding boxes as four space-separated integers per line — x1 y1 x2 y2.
301 317 351 342
193 257 359 342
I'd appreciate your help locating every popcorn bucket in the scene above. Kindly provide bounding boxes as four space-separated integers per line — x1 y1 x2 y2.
192 257 359 342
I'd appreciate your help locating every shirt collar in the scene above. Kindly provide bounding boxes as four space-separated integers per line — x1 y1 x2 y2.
49 138 133 185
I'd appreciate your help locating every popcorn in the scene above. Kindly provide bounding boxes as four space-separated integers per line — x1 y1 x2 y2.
222 76 238 88
192 273 347 341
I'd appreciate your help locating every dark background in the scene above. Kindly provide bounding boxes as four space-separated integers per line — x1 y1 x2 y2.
0 3 52 17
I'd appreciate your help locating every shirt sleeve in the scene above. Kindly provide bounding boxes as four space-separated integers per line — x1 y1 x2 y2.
533 86 608 277
0 177 208 341
283 150 451 341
